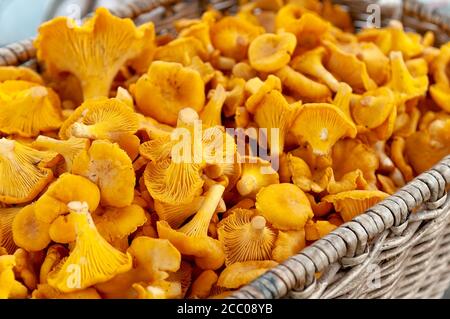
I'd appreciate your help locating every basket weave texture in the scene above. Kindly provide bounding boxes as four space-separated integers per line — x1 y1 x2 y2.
0 0 449 299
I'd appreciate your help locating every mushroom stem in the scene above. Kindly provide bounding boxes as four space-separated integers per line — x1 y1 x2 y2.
177 108 199 128
178 184 225 237
205 164 224 179
251 215 266 232
236 175 257 196
71 122 96 139
0 138 15 155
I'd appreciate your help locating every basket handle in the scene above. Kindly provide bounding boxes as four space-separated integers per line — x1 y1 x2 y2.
0 0 179 67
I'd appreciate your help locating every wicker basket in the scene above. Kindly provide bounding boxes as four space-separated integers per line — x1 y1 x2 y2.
1 0 449 299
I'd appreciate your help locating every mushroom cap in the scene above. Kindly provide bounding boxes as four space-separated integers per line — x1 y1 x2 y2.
0 254 28 299
217 260 278 289
72 140 135 208
256 183 313 230
290 103 357 155
59 97 139 141
48 214 77 244
47 202 132 292
248 32 297 72
132 61 205 126
430 84 450 113
93 205 147 243
245 75 282 113
323 190 389 222
211 16 264 61
305 220 337 241
137 114 174 140
35 7 152 100
12 204 51 252
218 208 276 265
35 173 101 224
0 207 20 254
0 66 43 84
166 261 193 298
154 197 205 229
0 80 63 137
154 37 208 66
128 22 157 74
200 85 227 128
0 139 57 204
236 156 280 197
189 270 218 299
272 229 306 262
352 87 397 129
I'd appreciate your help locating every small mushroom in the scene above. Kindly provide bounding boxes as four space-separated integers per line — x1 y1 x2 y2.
256 183 313 230
217 260 278 289
0 66 43 84
218 209 276 265
47 201 132 292
245 75 282 113
0 254 28 299
236 156 280 198
305 220 337 241
323 190 389 222
154 37 208 66
188 270 218 299
200 85 227 127
271 229 306 262
248 32 297 72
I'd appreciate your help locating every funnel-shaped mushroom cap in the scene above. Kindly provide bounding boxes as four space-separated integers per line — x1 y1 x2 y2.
34 173 100 224
0 81 63 137
358 42 390 85
211 16 264 61
248 32 297 72
218 209 276 265
154 197 205 229
35 8 153 100
0 207 20 254
245 75 282 113
189 270 218 299
288 153 333 193
33 136 90 172
432 43 450 86
59 97 139 141
305 220 337 241
0 66 43 84
200 85 227 128
0 255 28 299
388 51 428 103
127 22 157 74
323 190 389 222
352 87 396 129
48 214 77 244
291 103 357 155
154 37 208 66
47 201 132 292
93 205 147 243
12 204 51 252
291 47 340 92
256 183 313 230
272 229 306 262
323 40 377 93
430 84 450 113
276 66 331 102
217 260 278 289
157 184 226 270
0 139 57 204
387 21 424 59
179 21 214 53
275 5 330 48
253 90 302 156
236 156 280 197
72 140 135 208
132 61 205 126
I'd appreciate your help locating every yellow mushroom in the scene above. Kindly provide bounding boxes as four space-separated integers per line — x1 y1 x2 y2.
32 136 90 172
179 21 214 54
323 190 389 222
430 84 450 113
248 32 297 72
0 207 20 254
305 220 337 241
290 103 357 155
72 140 135 208
12 204 51 252
0 66 43 84
245 75 282 113
200 85 227 128
352 87 397 129
47 201 132 292
0 254 28 299
211 16 264 61
59 97 139 141
323 40 377 93
236 156 280 198
35 8 153 100
272 229 306 262
391 137 414 182
256 183 313 230
0 138 57 204
253 90 302 156
218 208 276 265
157 184 226 270
189 270 218 299
167 261 193 298
276 66 332 102
291 47 340 92
34 173 100 224
39 245 69 284
131 61 205 126
188 56 216 85
217 260 278 289
0 81 63 137
154 197 204 229
13 248 37 290
288 153 332 193
432 43 450 86
154 37 208 66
